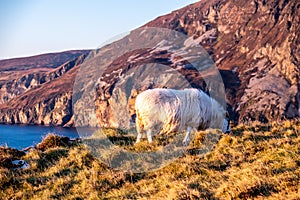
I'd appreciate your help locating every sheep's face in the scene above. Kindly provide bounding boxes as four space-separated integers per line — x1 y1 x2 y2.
221 117 230 133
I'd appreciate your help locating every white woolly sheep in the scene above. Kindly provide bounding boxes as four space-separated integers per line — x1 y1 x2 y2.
135 88 230 146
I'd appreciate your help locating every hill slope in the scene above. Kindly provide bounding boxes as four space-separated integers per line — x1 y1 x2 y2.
0 0 299 126
0 120 299 199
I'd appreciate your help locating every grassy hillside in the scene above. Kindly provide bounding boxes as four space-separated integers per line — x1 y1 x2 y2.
0 120 299 199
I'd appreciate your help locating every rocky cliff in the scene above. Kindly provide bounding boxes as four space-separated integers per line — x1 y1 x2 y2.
86 0 299 127
0 51 89 126
143 0 299 123
0 0 299 126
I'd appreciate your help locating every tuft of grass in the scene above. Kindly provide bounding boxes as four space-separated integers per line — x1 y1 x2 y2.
36 133 78 151
0 120 299 199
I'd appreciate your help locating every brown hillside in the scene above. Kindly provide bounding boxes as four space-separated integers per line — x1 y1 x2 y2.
0 0 299 126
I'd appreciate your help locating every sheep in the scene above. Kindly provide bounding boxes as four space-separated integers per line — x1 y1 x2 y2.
135 88 230 146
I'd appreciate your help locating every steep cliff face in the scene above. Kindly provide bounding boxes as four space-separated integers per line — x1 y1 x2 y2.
0 54 88 104
0 51 89 126
0 93 72 126
144 0 299 123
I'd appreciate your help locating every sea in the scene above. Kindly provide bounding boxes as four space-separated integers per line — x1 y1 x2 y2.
0 124 80 150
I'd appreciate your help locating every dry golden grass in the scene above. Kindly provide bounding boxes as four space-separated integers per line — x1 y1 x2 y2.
0 120 299 199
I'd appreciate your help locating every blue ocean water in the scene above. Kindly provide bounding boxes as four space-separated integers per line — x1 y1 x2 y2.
0 124 80 150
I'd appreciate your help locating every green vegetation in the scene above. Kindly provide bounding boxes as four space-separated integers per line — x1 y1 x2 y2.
0 120 299 199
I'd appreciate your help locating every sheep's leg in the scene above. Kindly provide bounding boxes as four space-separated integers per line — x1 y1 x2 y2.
135 113 143 143
136 132 143 143
183 127 192 146
135 124 143 143
146 129 153 143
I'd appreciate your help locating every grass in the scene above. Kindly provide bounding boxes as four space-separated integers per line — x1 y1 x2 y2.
0 120 299 199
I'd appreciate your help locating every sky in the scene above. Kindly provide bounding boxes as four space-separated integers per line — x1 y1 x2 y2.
0 0 199 59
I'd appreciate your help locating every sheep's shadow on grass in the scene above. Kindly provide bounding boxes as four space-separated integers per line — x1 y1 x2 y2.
100 128 179 149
